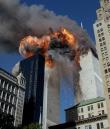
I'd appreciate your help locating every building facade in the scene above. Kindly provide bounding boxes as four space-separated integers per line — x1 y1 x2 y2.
93 0 110 124
19 54 45 125
65 97 109 129
0 68 25 126
79 50 104 100
14 73 26 126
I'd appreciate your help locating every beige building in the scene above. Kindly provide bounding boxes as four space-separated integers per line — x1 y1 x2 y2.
0 68 25 127
14 73 26 126
65 97 109 129
93 0 110 125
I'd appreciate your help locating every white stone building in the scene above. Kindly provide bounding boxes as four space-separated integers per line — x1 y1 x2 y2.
14 73 26 126
93 0 110 124
65 97 110 129
0 67 25 127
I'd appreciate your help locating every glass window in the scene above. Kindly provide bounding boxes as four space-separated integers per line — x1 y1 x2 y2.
98 103 100 108
91 105 93 110
89 125 92 129
99 39 102 42
101 102 104 107
97 123 100 129
102 110 104 115
97 30 100 33
100 122 104 128
102 37 105 40
100 43 103 46
88 106 90 111
100 28 103 31
97 24 99 27
103 42 106 45
82 115 84 119
108 88 110 93
78 116 81 120
105 69 108 74
98 34 101 37
88 113 91 118
81 108 83 112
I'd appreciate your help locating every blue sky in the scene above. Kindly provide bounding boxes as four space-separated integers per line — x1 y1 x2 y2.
0 0 100 122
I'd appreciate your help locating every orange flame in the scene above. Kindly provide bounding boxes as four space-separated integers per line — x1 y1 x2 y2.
60 27 76 47
19 27 79 68
45 56 55 68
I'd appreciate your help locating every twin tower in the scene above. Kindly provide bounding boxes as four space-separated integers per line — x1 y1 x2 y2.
15 54 60 129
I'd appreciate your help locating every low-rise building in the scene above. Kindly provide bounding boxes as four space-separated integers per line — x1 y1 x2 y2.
49 97 110 129
65 97 110 129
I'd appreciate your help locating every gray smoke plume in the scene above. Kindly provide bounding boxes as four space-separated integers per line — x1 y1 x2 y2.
8 0 97 103
0 0 96 54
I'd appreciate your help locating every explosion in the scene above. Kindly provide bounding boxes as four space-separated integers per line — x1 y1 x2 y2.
19 27 80 68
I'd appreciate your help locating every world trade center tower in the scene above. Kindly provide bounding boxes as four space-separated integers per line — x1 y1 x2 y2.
20 54 45 125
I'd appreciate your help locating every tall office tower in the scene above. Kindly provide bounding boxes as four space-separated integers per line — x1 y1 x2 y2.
43 67 60 129
0 68 25 126
93 0 110 125
79 50 104 100
19 54 45 125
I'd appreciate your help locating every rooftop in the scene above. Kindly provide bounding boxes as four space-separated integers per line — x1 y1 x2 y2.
0 68 17 83
65 97 105 111
78 97 105 107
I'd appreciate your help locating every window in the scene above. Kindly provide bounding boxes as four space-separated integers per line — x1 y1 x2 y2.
97 123 100 129
99 38 102 42
89 125 92 129
102 37 105 40
88 106 90 111
98 34 101 37
108 88 110 92
100 28 103 31
100 122 104 128
91 105 93 110
88 113 91 118
85 125 92 129
78 116 81 120
100 43 103 46
102 110 105 115
82 115 84 119
98 103 100 108
105 69 108 74
101 102 104 107
81 108 83 112
101 33 104 36
97 30 100 33
108 68 110 72
97 24 99 27
103 42 106 45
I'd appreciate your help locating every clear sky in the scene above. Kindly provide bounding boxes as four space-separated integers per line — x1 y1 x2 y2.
0 0 100 122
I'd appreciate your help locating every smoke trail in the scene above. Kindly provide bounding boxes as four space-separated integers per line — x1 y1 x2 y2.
0 0 96 54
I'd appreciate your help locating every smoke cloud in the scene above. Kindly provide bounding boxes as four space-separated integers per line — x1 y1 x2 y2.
0 0 96 54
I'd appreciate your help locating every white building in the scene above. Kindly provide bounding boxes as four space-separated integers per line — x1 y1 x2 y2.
65 97 110 129
93 0 110 124
14 73 26 126
79 50 104 100
0 68 25 127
